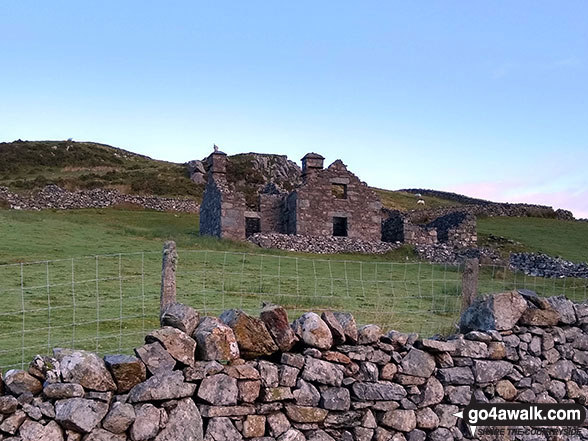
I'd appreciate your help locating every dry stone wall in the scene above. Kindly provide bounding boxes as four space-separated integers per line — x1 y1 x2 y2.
0 185 199 213
1 293 588 441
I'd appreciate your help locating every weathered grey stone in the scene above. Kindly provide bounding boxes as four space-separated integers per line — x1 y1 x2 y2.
224 364 259 382
102 401 135 434
547 359 575 380
278 365 299 388
400 349 435 378
437 367 474 385
55 398 109 433
406 429 426 441
3 370 42 396
453 339 488 358
428 427 453 441
238 379 261 403
130 403 161 441
323 410 363 428
333 312 358 343
83 428 126 441
155 398 203 441
321 311 346 345
184 360 224 381
197 373 238 405
261 387 294 402
418 377 444 407
380 409 416 432
301 357 343 387
205 417 243 441
444 385 471 405
161 303 200 335
193 316 240 362
258 361 279 388
267 411 291 437
55 349 116 392
291 313 333 350
419 339 458 353
43 383 84 399
198 404 255 418
433 404 458 428
357 325 381 345
459 291 527 332
146 326 197 366
352 382 406 401
243 414 266 438
0 396 18 414
473 360 513 383
128 371 196 403
278 428 305 441
307 429 336 441
293 379 320 407
134 341 176 375
0 409 26 435
260 304 299 352
28 355 60 384
285 404 328 423
415 407 439 429
220 309 278 358
104 354 147 393
547 296 576 324
281 353 305 369
320 387 350 410
19 419 64 441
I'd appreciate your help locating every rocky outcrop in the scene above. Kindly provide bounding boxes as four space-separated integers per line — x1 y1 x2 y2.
0 185 198 212
1 296 588 440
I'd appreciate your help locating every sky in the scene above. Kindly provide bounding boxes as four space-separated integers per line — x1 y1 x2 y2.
1 1 587 217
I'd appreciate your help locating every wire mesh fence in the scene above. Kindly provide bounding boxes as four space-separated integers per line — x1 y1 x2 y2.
1 248 587 371
0 252 162 371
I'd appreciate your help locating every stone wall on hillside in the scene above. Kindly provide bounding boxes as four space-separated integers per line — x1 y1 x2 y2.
1 291 588 441
0 185 199 213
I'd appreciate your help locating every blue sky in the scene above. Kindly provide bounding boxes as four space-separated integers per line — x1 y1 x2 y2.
1 1 587 216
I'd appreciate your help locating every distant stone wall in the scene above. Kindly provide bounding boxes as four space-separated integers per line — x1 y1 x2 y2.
1 292 588 440
0 185 199 213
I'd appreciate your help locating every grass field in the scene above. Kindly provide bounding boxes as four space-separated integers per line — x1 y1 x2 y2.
1 207 587 370
478 216 588 263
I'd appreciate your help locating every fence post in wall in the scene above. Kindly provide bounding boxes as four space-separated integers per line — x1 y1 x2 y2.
461 257 479 312
160 240 177 320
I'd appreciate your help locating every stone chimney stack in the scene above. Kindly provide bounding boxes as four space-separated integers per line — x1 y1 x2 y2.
205 146 228 175
301 153 324 181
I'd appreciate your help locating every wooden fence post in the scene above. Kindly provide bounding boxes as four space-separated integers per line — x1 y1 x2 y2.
461 257 479 312
160 240 177 319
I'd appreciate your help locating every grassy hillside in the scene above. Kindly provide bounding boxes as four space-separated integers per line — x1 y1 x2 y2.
374 188 465 211
1 140 468 210
478 217 588 263
0 140 203 199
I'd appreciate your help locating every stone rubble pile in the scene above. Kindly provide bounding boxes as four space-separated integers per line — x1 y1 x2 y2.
249 233 402 255
0 185 199 213
510 253 588 279
1 292 588 440
414 245 503 265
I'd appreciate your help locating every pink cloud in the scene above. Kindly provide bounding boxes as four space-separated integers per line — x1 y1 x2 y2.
447 182 588 219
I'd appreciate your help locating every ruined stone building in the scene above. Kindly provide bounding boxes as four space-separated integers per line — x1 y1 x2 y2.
199 151 382 241
382 210 477 249
199 149 477 248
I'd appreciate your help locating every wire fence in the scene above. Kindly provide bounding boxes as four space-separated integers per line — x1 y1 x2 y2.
1 248 587 371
